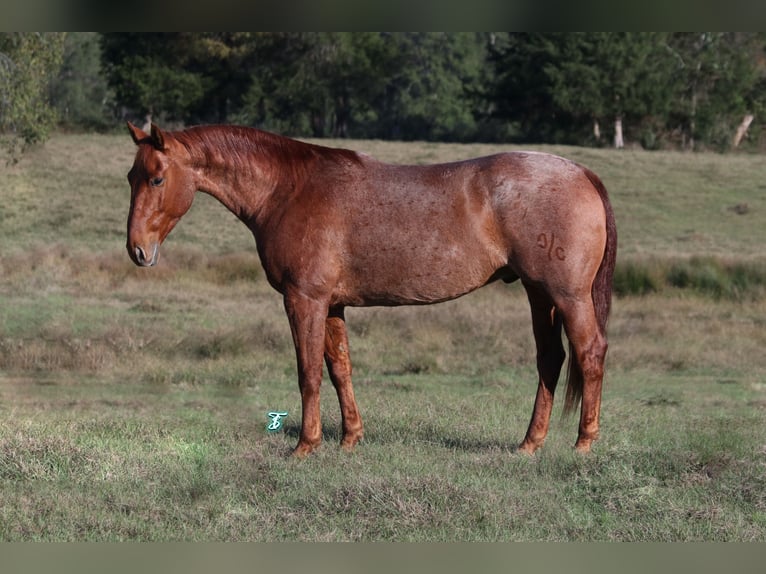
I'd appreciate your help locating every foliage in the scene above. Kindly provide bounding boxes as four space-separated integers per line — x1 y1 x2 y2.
6 33 766 154
98 33 605 142
367 32 488 141
50 33 115 131
100 33 211 125
666 33 766 150
613 257 766 300
546 33 675 146
0 32 65 158
489 32 766 149
233 32 398 137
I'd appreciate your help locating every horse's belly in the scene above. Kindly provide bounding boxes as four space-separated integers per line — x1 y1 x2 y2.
337 242 503 306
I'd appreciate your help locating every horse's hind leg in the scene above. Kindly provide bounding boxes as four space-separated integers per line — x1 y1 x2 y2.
324 307 364 451
518 288 566 454
559 298 608 453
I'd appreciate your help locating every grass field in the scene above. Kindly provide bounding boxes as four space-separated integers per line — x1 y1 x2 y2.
1 132 765 540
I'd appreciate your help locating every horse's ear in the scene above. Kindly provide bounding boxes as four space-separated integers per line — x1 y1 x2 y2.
127 122 148 146
150 123 167 151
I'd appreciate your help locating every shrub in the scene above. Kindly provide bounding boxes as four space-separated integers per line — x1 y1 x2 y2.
614 256 766 301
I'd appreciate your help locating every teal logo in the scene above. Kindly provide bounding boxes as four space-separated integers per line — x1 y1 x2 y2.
266 411 288 432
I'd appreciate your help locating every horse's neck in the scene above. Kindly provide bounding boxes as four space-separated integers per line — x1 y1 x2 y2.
194 148 282 228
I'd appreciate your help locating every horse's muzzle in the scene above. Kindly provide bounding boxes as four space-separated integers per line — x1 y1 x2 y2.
130 242 159 267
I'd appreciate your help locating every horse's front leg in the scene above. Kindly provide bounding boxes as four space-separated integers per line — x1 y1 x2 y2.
284 291 329 457
324 307 363 451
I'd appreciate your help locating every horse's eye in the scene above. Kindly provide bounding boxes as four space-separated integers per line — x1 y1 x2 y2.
150 177 165 187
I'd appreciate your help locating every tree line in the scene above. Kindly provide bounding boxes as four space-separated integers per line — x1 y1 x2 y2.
3 32 766 156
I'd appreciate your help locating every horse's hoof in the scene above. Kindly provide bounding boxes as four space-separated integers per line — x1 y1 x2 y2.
292 442 319 458
574 441 593 454
340 432 363 452
516 439 542 455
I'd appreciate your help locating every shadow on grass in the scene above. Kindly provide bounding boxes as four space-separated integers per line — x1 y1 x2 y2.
281 419 514 454
433 433 513 452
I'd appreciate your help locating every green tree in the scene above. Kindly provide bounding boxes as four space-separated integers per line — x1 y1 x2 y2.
232 33 324 135
185 33 261 124
50 32 114 131
101 33 263 126
235 33 400 138
490 32 766 150
95 32 766 148
491 33 676 147
325 32 400 138
667 33 766 150
546 33 675 148
98 32 491 141
489 33 575 143
100 33 207 125
0 32 65 157
369 32 487 141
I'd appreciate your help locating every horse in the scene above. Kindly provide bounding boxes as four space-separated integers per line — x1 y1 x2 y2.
125 122 617 457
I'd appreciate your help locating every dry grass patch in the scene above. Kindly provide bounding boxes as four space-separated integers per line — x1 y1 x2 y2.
610 295 766 374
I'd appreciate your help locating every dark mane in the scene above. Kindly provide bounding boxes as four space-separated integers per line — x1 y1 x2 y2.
171 125 361 177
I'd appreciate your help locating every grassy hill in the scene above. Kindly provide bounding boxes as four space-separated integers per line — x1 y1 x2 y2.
4 132 766 257
1 132 765 540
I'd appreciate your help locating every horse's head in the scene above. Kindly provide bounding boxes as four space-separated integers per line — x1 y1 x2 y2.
126 122 195 267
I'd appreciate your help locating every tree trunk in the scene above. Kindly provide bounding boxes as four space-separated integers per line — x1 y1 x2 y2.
334 93 350 138
613 116 624 149
732 114 754 148
593 119 601 142
689 90 697 150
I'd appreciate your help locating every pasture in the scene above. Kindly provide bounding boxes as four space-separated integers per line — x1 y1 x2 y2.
1 133 765 540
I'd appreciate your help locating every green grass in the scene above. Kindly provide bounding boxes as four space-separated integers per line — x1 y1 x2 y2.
1 369 763 541
1 132 765 540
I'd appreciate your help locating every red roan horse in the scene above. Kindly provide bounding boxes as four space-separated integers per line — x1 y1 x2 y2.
126 123 617 456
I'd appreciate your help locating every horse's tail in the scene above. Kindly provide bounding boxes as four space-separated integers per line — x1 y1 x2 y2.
563 168 618 414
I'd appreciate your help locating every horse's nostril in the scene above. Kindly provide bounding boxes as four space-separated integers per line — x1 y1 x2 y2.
132 243 159 266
